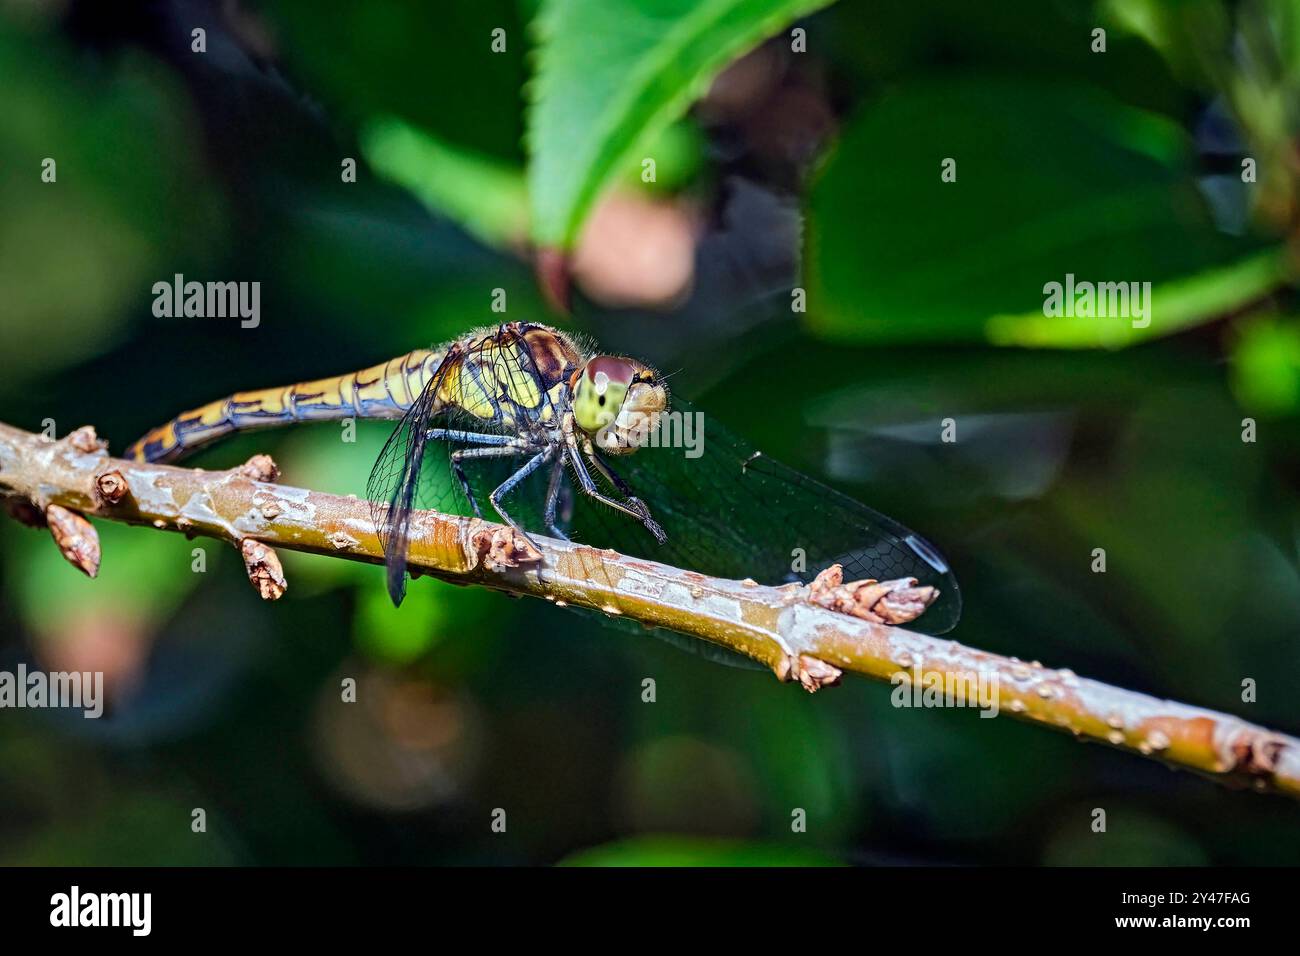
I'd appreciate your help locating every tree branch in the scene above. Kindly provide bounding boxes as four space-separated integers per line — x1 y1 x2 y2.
2 420 1298 800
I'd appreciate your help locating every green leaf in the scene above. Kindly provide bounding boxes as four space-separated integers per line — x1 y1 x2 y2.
805 79 1284 347
260 0 531 161
985 246 1288 348
1231 314 1300 415
354 577 444 664
4 521 207 635
1043 808 1207 866
0 27 223 388
362 116 701 251
362 116 529 248
527 0 835 248
560 835 842 866
1100 0 1230 89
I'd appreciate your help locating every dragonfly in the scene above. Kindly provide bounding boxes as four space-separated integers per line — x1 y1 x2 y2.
125 321 961 632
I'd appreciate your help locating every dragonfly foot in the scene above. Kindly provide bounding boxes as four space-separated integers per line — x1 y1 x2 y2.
627 497 667 543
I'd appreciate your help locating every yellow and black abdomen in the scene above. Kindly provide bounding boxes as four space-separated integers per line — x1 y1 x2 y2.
124 348 444 463
124 323 585 464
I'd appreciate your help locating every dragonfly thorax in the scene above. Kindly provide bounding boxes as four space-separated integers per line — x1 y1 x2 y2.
571 354 667 455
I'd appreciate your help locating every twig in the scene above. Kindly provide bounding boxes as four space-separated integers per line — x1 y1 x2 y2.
1 420 1298 800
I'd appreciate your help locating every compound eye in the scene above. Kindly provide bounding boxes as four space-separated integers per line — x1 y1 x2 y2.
574 357 635 432
585 356 636 395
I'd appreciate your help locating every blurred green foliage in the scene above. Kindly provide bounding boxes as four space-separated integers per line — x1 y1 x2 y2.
1231 314 1300 412
560 834 842 865
2 0 1300 868
362 117 530 248
807 80 1279 346
526 0 834 246
0 28 223 384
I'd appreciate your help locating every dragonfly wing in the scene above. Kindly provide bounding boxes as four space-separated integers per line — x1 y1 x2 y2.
367 327 564 604
367 350 961 636
564 400 962 634
366 378 441 606
410 327 563 524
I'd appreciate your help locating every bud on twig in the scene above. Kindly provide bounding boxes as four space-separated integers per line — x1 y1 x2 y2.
807 564 938 625
95 470 130 504
473 525 544 571
239 454 280 483
46 504 100 577
775 653 844 693
66 425 106 454
241 538 287 600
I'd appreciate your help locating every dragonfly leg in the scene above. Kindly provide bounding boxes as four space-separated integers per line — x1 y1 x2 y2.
542 458 570 541
426 428 517 445
451 441 531 518
583 448 658 525
558 478 574 524
567 443 668 543
450 456 481 518
489 449 553 544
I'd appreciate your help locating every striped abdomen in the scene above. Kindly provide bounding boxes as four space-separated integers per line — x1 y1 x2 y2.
124 348 445 463
124 324 586 464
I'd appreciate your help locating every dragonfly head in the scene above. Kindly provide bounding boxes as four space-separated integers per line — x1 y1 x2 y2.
572 355 667 455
